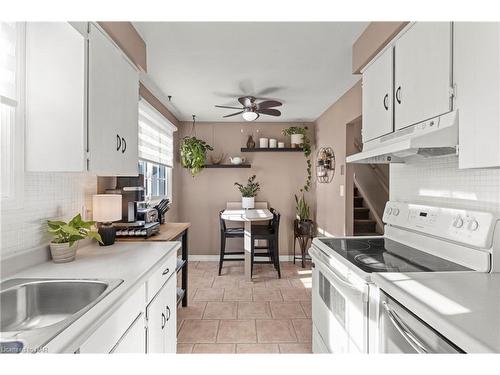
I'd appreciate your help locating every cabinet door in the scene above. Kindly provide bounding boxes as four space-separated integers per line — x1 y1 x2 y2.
163 276 177 353
146 281 168 353
455 23 500 169
110 313 146 353
25 22 86 172
362 47 394 142
88 23 139 176
394 22 452 130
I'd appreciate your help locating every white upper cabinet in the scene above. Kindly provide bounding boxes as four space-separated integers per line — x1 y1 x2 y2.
88 23 139 176
25 22 139 176
455 22 500 169
362 47 394 142
394 22 453 130
25 22 86 172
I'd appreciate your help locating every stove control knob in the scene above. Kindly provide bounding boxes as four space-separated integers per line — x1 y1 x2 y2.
386 207 393 216
393 208 400 216
468 219 479 232
453 216 464 228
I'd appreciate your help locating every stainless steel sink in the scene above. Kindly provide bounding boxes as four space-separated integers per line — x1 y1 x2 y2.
0 278 123 353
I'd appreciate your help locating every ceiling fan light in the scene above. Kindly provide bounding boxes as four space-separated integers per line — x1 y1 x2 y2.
242 110 259 121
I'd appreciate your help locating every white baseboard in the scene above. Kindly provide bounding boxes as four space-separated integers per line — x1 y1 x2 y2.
189 255 296 262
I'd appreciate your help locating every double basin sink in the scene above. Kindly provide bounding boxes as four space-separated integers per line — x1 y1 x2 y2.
0 278 123 353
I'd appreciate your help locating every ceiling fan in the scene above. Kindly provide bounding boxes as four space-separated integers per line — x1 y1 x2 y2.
215 96 282 121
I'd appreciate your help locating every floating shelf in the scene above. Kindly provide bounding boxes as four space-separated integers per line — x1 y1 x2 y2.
204 164 251 168
241 147 303 152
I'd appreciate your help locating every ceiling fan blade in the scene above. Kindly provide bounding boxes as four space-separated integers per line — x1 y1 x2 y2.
256 86 284 96
223 111 244 118
257 108 281 116
215 105 244 110
257 100 282 109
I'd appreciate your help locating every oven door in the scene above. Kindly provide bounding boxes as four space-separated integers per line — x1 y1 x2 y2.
379 291 464 353
311 247 369 353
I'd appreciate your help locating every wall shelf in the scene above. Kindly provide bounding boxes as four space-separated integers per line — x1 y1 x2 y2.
204 164 251 168
241 147 303 152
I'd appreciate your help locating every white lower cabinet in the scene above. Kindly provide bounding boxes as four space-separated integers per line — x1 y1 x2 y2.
78 251 177 353
146 275 177 353
110 313 146 353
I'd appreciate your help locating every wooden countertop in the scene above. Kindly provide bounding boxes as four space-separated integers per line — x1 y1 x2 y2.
116 222 191 242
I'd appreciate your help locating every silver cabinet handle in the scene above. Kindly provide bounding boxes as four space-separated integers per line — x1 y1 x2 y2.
396 86 402 104
383 93 389 110
382 301 429 353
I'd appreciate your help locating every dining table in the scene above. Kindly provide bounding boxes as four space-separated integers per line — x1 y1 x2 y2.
220 208 274 281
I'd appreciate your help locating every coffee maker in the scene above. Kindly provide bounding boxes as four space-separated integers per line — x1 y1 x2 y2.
106 176 145 224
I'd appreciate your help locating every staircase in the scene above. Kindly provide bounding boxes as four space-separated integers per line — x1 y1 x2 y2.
353 187 379 236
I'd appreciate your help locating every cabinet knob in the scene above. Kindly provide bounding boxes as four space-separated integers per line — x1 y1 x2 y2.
121 137 126 153
162 267 170 276
383 93 389 110
116 134 121 151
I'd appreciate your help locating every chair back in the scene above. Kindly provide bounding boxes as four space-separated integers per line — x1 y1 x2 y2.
269 208 281 234
219 210 227 232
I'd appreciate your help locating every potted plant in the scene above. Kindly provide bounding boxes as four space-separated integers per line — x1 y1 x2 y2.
180 136 214 176
234 175 260 209
47 214 102 263
282 126 312 192
294 193 314 235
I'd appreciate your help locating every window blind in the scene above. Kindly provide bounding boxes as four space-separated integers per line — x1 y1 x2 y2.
138 98 177 167
0 22 17 106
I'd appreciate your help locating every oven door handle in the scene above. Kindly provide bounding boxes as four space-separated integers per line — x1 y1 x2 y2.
382 301 429 354
313 247 361 294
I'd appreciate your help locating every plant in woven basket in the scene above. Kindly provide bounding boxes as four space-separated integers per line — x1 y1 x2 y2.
180 136 214 176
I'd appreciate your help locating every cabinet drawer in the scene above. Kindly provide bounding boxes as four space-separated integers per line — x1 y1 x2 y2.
147 251 177 303
79 284 146 353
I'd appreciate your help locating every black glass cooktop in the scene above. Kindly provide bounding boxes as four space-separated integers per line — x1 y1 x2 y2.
318 238 471 273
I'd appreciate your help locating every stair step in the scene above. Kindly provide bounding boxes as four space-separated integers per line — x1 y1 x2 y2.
354 187 359 197
354 219 376 233
354 207 370 219
354 232 380 237
353 196 364 207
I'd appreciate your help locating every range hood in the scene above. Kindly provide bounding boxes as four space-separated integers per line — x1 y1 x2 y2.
346 111 458 164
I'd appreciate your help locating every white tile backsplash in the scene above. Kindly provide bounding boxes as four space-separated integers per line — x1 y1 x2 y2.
390 156 500 213
1 172 96 258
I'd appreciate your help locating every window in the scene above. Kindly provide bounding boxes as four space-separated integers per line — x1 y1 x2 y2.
1 22 24 204
138 98 177 200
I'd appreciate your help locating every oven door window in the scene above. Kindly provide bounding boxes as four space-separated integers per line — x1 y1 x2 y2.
312 261 369 353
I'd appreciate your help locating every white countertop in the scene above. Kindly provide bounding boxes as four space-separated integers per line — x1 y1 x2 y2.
2 241 180 353
372 272 500 353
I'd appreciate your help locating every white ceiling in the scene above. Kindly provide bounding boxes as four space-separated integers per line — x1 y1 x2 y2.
134 22 367 122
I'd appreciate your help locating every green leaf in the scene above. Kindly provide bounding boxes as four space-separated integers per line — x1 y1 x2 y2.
87 231 103 244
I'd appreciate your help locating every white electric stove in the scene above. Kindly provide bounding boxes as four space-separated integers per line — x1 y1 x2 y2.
309 201 500 354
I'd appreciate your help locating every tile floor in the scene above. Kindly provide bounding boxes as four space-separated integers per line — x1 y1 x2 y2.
177 260 313 354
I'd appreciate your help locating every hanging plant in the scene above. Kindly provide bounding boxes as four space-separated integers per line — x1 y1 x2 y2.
180 136 213 177
180 114 214 177
282 126 312 192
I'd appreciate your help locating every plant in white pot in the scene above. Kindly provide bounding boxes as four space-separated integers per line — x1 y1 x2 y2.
234 175 261 209
47 214 102 263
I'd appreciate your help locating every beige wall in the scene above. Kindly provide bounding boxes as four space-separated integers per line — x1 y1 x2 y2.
352 22 408 74
314 80 362 237
98 22 147 72
175 121 315 256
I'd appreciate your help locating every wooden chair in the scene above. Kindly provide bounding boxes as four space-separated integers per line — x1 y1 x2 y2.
218 210 244 275
250 208 281 278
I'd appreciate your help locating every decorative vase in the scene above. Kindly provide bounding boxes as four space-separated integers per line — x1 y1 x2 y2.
246 135 256 148
291 134 304 148
49 241 79 263
242 196 255 209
